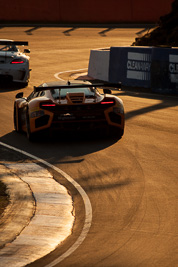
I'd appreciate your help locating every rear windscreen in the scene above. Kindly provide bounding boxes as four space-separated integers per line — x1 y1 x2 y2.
0 45 18 52
51 87 95 98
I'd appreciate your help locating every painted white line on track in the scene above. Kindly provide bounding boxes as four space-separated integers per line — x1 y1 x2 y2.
0 141 92 266
54 68 87 80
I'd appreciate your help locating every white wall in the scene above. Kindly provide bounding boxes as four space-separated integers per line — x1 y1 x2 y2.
88 49 110 82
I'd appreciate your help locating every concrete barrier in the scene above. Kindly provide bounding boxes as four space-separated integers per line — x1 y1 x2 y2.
151 47 178 93
109 46 152 88
88 46 178 94
88 49 110 82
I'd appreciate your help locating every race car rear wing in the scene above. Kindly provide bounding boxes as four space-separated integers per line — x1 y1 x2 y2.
0 40 28 46
34 82 121 93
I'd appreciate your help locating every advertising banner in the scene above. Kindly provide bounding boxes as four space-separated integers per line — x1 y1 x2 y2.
151 47 178 93
109 47 152 88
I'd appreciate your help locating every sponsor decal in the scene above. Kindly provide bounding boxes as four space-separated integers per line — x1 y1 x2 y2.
58 113 76 120
30 110 44 118
127 52 151 81
169 54 178 83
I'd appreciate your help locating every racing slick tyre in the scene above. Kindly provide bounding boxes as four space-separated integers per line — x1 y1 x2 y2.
26 110 36 142
14 105 22 132
109 127 124 140
22 82 28 87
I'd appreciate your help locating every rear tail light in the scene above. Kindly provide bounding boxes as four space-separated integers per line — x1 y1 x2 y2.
101 101 115 104
40 102 56 110
101 99 115 105
11 59 25 64
41 103 56 107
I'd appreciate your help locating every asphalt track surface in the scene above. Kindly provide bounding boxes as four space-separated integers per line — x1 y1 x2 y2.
0 26 178 267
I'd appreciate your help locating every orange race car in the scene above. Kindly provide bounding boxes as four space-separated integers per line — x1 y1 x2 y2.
14 80 125 141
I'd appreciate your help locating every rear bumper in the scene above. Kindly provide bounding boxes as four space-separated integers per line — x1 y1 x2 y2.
51 119 109 132
32 107 125 135
0 66 30 83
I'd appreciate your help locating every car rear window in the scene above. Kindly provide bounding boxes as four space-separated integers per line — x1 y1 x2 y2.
51 87 95 99
0 45 18 52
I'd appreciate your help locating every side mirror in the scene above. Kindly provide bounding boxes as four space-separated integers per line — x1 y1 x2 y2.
103 88 112 94
24 49 30 53
15 92 24 98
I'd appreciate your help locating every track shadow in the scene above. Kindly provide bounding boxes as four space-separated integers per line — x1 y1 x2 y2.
63 27 79 36
98 28 115 37
113 88 178 121
9 23 155 36
25 27 41 35
0 129 119 162
0 81 27 92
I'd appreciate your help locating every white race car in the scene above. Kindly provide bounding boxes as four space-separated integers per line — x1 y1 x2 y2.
0 39 31 85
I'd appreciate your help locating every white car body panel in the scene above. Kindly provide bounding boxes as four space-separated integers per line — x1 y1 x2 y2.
0 39 30 84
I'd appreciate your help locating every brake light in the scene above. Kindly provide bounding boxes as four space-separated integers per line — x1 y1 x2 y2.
11 59 24 64
41 103 56 107
101 101 115 104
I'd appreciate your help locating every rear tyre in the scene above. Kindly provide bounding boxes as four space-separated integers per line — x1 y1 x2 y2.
26 111 35 142
14 105 21 132
13 105 17 131
109 127 124 140
22 82 28 87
